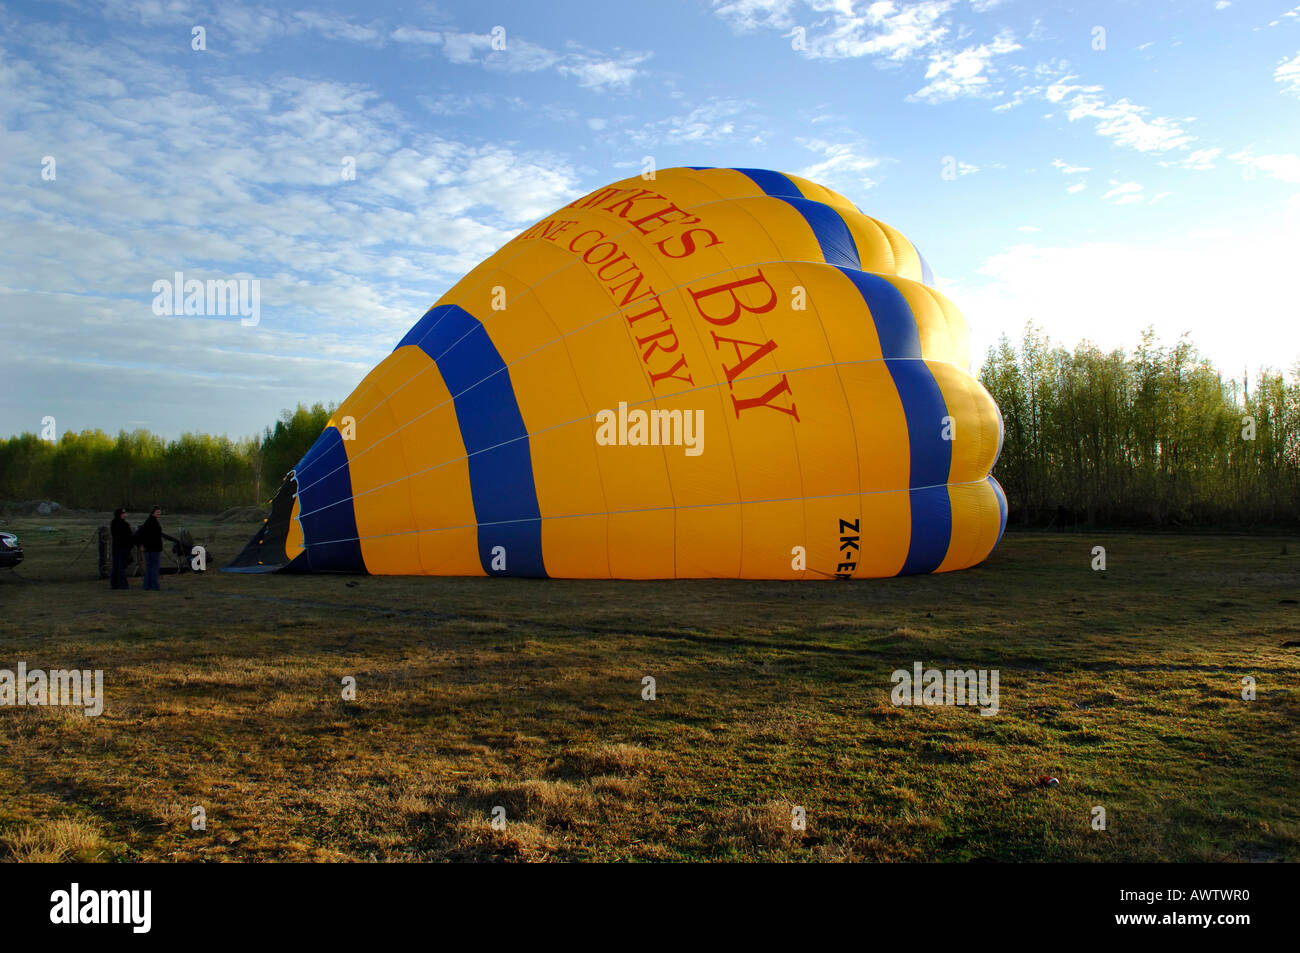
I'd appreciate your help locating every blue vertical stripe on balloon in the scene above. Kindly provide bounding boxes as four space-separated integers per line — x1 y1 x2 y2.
886 359 954 574
293 426 366 573
734 167 802 197
989 476 1008 546
834 268 921 359
899 484 953 575
779 196 861 268
406 305 548 578
735 169 862 269
835 267 953 574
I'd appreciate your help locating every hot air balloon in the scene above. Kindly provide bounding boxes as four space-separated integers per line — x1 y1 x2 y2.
226 166 1006 579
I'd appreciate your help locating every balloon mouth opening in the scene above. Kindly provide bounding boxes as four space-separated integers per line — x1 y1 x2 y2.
223 474 301 573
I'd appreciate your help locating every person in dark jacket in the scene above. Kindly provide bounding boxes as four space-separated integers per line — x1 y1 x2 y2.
133 506 176 591
110 508 133 589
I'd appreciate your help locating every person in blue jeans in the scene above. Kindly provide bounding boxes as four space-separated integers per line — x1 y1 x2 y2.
132 506 176 591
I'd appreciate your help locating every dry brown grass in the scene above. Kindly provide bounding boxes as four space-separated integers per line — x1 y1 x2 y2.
1 817 107 862
1 515 1298 861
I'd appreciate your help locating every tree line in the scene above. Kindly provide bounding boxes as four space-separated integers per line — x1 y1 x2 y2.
2 329 1298 527
980 326 1299 528
0 403 333 513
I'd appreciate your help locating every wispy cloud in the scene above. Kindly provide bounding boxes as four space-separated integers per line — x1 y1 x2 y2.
391 27 648 88
999 65 1198 156
714 1 1022 108
1164 147 1222 171
1052 159 1090 174
710 0 798 31
1052 82 1195 153
99 2 644 91
1230 149 1300 183
797 139 882 191
909 30 1021 103
558 50 652 90
1267 6 1300 27
1101 180 1146 204
810 0 953 61
714 0 955 62
1052 159 1088 193
625 99 758 146
1277 53 1300 98
0 21 583 436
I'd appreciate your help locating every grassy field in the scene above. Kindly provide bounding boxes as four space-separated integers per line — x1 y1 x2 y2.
1 511 1297 862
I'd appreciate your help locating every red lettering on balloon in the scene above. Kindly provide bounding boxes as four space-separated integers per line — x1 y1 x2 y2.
711 332 777 383
689 270 778 326
730 374 799 421
653 227 722 259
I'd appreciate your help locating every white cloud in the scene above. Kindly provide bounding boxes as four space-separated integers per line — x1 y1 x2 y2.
484 36 567 73
961 224 1300 381
1052 158 1089 194
627 99 757 146
1052 159 1089 174
1101 180 1145 204
1277 53 1300 98
1268 5 1299 26
711 0 798 31
390 26 442 44
1000 67 1197 155
395 29 561 72
0 22 584 438
558 51 652 90
1230 150 1300 183
1165 147 1222 171
797 140 881 192
100 1 392 53
909 30 1021 103
292 11 383 46
392 25 643 89
813 0 953 61
715 0 955 62
1062 89 1195 153
419 91 505 116
438 31 494 63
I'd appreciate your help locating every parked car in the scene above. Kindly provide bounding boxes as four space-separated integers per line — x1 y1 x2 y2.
0 531 23 568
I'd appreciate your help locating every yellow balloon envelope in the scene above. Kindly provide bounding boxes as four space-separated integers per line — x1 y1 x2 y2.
227 167 1006 579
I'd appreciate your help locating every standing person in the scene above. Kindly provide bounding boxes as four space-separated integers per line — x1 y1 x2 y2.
133 506 172 591
110 508 133 590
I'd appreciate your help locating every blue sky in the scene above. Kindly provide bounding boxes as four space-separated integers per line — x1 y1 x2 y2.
3 0 1299 440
